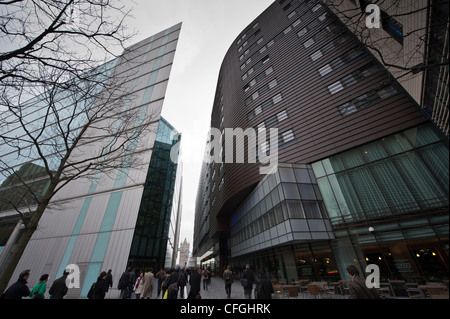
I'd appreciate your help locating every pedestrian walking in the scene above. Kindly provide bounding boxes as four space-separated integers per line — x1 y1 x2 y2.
140 268 155 299
187 268 202 299
223 266 234 298
88 271 107 299
128 268 137 299
105 269 113 293
202 267 211 291
156 268 165 298
30 274 49 299
241 264 254 299
178 267 188 299
1 269 31 299
118 267 131 299
49 270 69 299
166 266 182 299
161 270 171 299
346 265 380 299
133 272 144 299
255 271 274 299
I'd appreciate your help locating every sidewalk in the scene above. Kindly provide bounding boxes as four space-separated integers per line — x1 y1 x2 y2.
149 276 247 300
198 277 246 300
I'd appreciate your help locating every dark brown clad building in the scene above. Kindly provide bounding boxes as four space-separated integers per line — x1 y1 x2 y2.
194 0 449 286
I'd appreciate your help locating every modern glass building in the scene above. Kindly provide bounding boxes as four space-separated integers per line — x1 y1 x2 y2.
193 0 448 284
0 23 183 298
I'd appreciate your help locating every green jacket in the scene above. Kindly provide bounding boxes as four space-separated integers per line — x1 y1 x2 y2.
223 270 234 284
30 282 47 299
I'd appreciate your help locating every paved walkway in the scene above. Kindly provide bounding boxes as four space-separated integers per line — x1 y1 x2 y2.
147 276 247 300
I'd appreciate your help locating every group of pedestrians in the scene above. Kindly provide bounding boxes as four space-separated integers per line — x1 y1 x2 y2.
1 263 379 300
117 267 155 299
220 264 274 299
0 269 78 299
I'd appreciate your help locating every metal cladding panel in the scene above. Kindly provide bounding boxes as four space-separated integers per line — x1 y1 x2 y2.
7 236 70 288
101 229 135 298
112 187 144 231
31 198 85 240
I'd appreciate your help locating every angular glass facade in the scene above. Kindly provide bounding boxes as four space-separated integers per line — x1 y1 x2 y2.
128 117 182 271
312 124 449 226
313 123 449 282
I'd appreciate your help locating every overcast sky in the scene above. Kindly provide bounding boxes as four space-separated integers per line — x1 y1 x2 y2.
122 0 274 252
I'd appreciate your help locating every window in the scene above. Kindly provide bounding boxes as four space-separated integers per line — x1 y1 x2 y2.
311 50 323 61
337 85 398 116
282 129 295 143
318 48 365 77
255 109 288 131
244 66 274 92
310 34 352 62
327 63 380 94
277 110 288 122
245 79 278 105
247 93 283 121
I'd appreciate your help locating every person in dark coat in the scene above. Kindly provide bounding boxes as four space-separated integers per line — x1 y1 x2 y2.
93 272 107 299
187 268 202 299
1 270 31 299
255 271 274 299
118 267 131 299
49 270 69 299
105 269 113 293
166 267 181 299
347 265 380 299
242 264 254 299
128 268 137 299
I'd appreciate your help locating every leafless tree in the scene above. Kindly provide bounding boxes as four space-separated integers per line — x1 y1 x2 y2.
324 0 449 85
0 0 162 293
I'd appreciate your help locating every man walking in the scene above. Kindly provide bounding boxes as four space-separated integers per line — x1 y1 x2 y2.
1 270 31 299
241 264 254 299
223 266 234 298
49 270 69 299
118 267 131 299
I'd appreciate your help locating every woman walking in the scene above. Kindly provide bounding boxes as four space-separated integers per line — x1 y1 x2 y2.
30 274 49 299
134 272 144 299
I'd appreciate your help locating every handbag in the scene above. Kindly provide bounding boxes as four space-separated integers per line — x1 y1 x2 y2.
31 282 44 299
168 274 182 294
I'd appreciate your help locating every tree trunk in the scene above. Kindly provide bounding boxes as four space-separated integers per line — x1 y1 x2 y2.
0 188 54 294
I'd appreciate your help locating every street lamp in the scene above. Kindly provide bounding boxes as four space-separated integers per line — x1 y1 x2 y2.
368 226 393 278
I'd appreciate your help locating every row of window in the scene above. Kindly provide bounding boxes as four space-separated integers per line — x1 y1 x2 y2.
239 36 264 61
240 0 324 74
247 93 283 121
327 62 380 95
298 11 329 39
238 28 262 53
318 47 366 77
237 22 260 46
259 129 295 154
245 79 278 106
303 18 338 49
242 55 270 81
310 33 352 62
256 109 289 131
231 198 324 247
338 84 398 116
244 66 274 93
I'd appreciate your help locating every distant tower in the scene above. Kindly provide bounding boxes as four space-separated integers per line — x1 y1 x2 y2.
179 238 190 267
